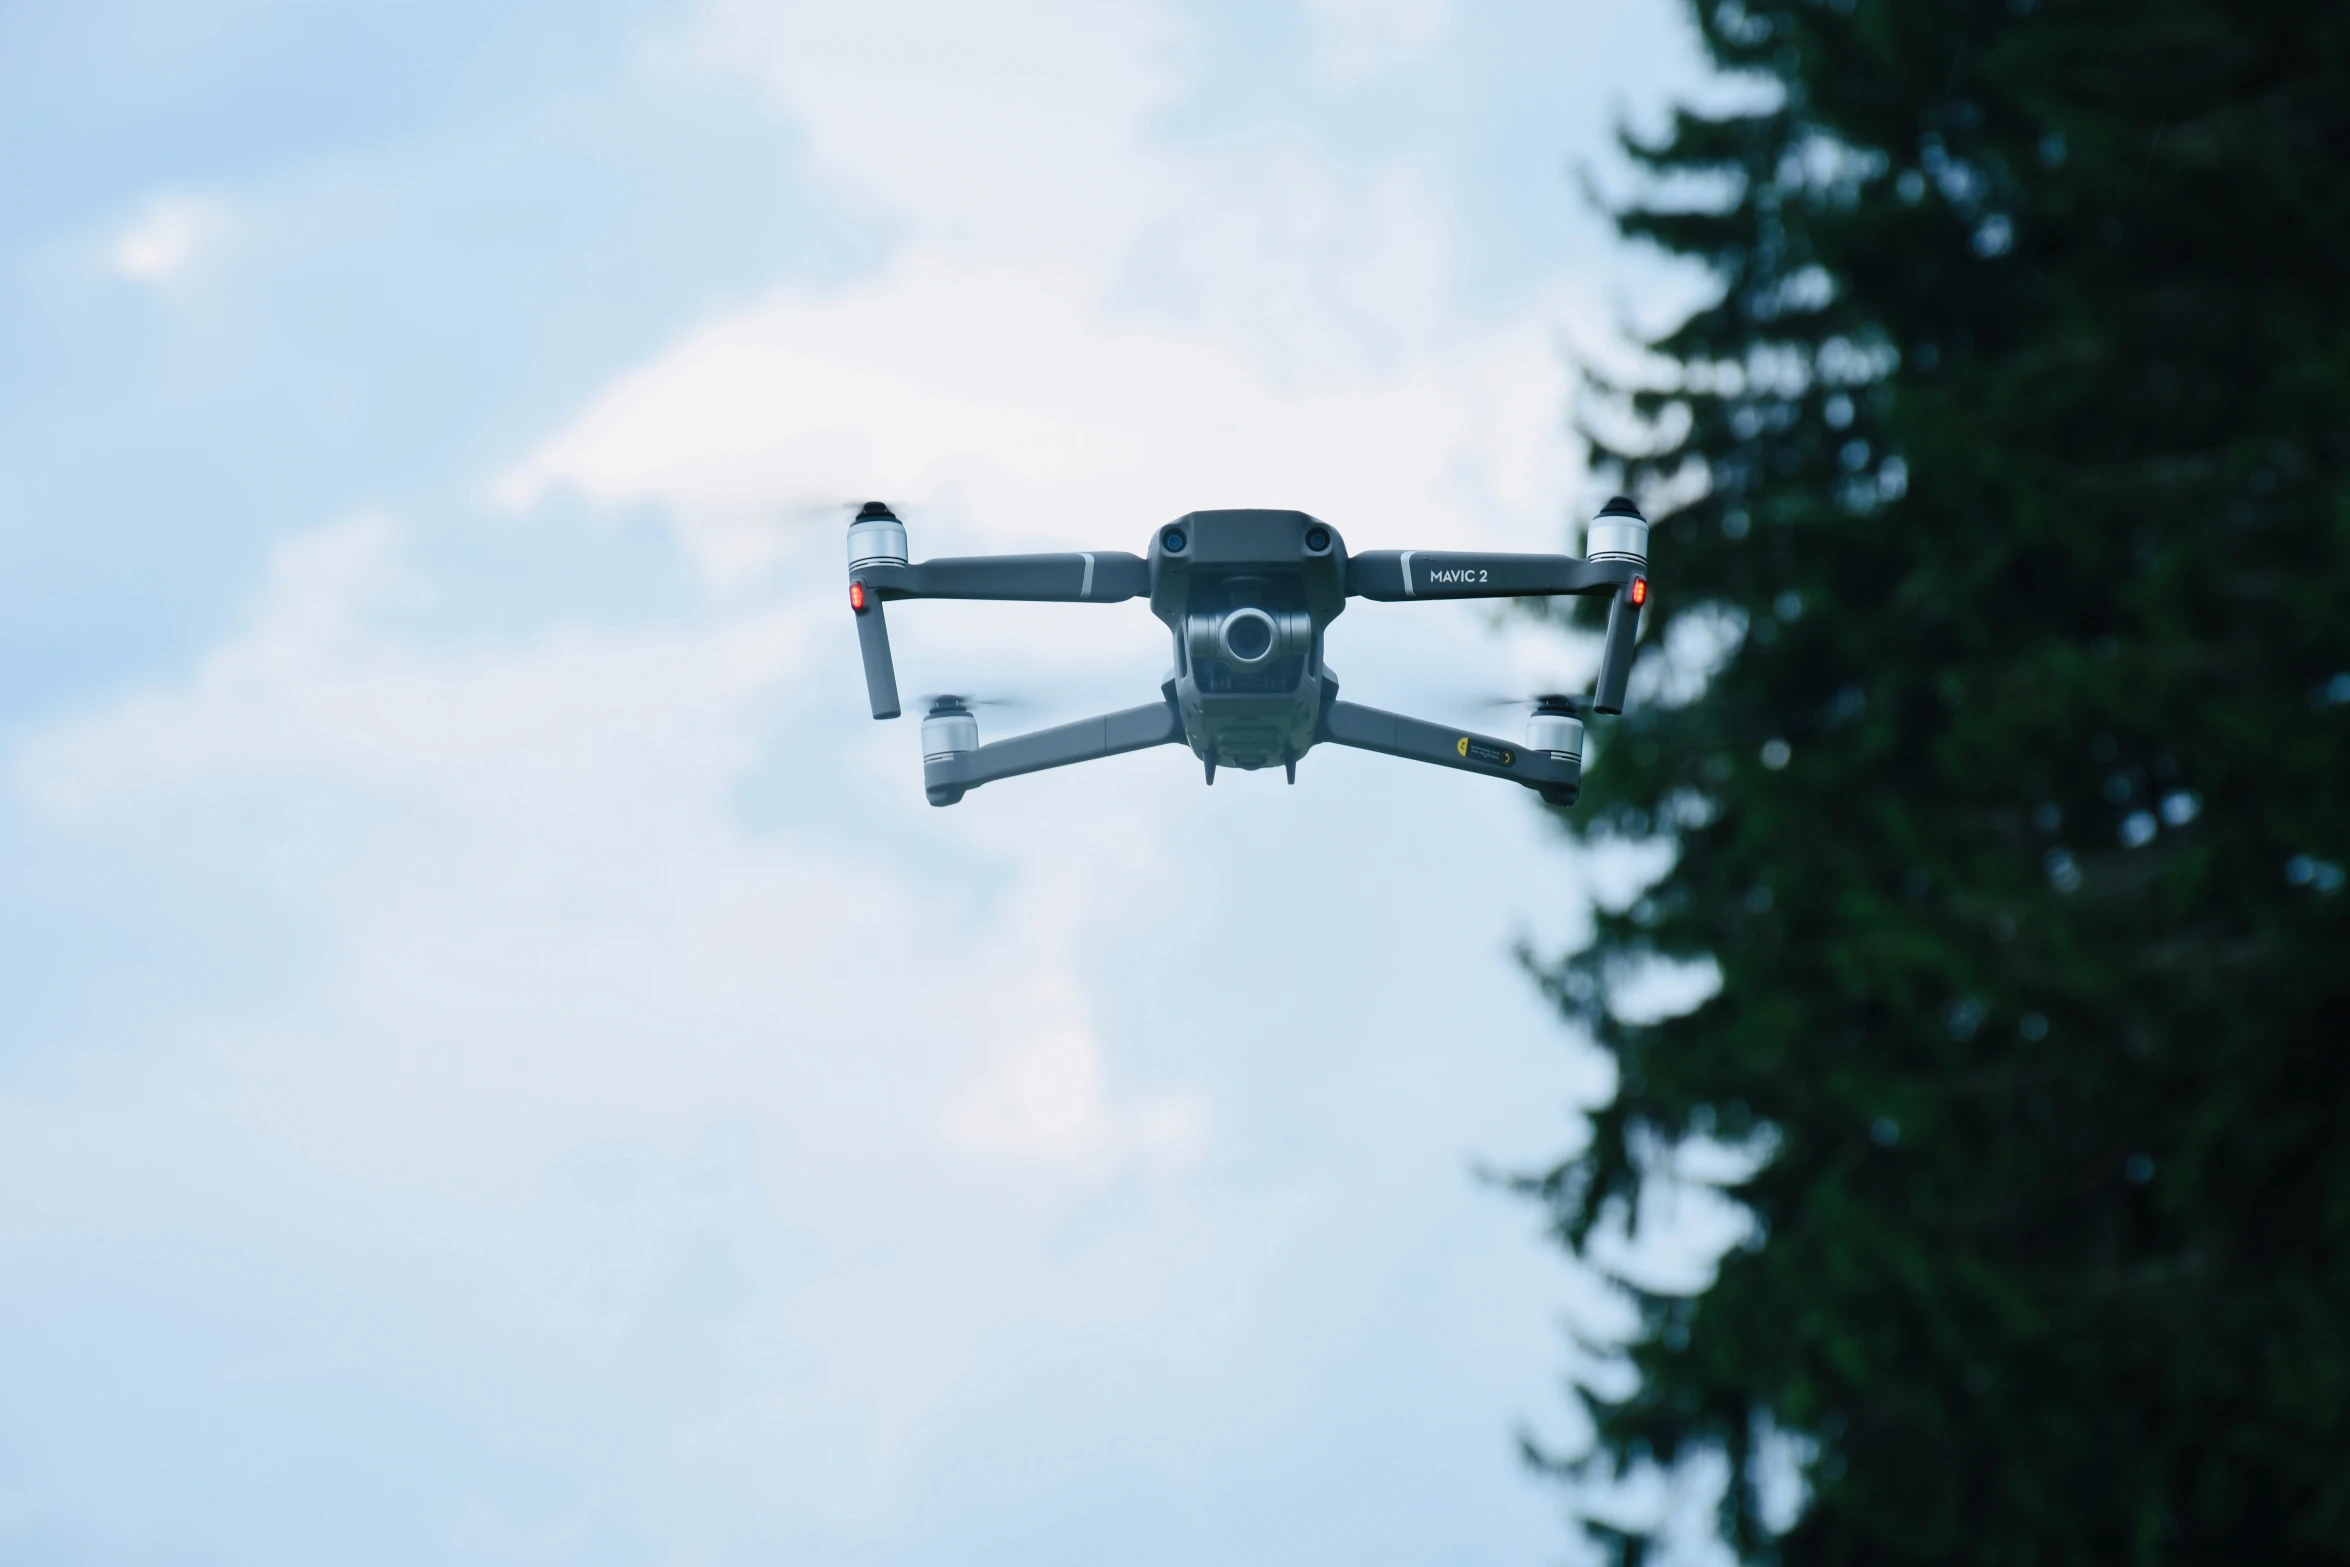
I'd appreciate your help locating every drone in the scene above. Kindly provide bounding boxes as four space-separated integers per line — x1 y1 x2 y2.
846 500 1652 808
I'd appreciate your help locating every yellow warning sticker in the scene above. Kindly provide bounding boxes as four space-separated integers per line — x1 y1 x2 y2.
1459 737 1517 767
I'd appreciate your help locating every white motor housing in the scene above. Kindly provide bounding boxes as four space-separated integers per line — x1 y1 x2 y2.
848 502 909 570
922 706 978 763
1584 496 1649 567
1526 708 1585 764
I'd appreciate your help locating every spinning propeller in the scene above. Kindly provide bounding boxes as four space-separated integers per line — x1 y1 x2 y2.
915 693 1028 714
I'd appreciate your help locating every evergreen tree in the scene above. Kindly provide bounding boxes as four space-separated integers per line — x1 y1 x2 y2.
1523 2 2350 1560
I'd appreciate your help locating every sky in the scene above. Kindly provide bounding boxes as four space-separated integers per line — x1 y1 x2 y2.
0 2 1759 1562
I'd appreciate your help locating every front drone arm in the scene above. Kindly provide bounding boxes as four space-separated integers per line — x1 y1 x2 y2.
1347 551 1647 713
1344 497 1654 716
850 552 1149 721
846 507 1150 721
1319 700 1579 803
1344 551 1632 601
924 696 1184 807
860 552 1151 605
1347 553 1647 714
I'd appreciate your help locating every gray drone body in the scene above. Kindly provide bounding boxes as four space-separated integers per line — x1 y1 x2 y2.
845 501 1652 808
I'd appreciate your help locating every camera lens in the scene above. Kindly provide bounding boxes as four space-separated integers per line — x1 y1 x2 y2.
1304 526 1330 552
1163 528 1187 553
1220 608 1275 663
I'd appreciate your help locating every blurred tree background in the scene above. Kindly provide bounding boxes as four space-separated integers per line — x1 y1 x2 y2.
1523 0 2350 1561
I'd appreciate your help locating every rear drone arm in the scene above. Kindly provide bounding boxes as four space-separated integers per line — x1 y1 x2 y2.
1341 500 1654 715
1319 700 1580 806
922 696 1184 807
845 502 1150 719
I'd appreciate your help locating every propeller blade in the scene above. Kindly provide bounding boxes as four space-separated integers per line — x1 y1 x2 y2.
915 692 1031 714
1464 691 1589 716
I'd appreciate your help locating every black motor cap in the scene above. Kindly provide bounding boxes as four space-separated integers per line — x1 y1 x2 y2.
855 501 897 521
1596 495 1645 519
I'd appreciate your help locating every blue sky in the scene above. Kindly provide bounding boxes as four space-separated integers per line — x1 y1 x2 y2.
0 3 1758 1562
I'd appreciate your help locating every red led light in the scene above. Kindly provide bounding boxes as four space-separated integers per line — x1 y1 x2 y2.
1630 576 1649 606
849 581 867 612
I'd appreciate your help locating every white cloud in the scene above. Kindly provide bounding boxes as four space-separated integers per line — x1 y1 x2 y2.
1304 0 1455 85
498 0 1608 585
5 508 1232 1533
492 247 1598 584
3 499 1599 1558
108 194 221 282
15 513 1193 1179
689 0 1182 263
943 1017 1209 1167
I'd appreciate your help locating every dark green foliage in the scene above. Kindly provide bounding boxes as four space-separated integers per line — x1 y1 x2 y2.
1522 1 2350 1561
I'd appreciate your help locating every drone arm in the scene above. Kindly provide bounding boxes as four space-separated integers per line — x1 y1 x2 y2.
1319 700 1579 800
1592 585 1641 716
852 592 902 719
1345 551 1631 601
849 552 1147 722
925 697 1184 806
864 552 1150 604
1346 551 1648 716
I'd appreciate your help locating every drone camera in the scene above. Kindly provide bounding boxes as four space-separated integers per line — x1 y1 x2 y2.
1585 495 1649 567
1161 526 1188 554
1303 525 1332 554
848 501 909 570
1221 607 1276 664
1187 607 1310 670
